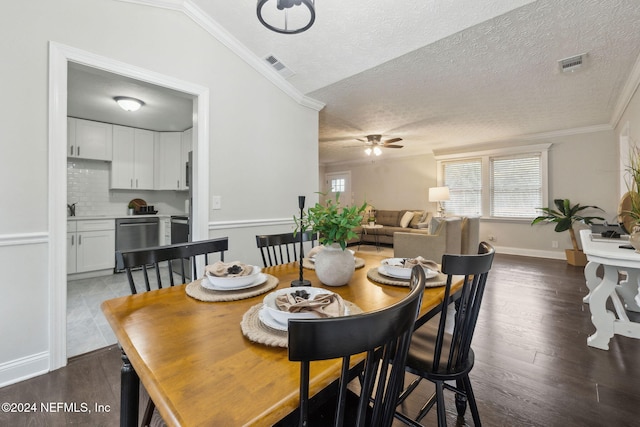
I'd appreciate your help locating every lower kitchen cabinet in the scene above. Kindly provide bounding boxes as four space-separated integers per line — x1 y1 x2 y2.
67 220 115 274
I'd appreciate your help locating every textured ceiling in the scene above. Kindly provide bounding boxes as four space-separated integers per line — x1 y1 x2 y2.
190 0 640 164
70 0 640 163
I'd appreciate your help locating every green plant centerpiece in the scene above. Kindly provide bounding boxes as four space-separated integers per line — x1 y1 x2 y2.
295 193 367 286
531 198 604 266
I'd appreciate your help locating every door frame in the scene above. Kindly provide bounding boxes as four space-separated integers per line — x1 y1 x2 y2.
48 42 210 369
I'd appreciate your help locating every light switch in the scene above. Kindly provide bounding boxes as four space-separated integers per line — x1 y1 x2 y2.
212 195 222 210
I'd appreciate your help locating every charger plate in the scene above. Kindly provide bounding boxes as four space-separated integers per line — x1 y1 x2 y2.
186 274 278 302
241 301 363 348
366 267 446 288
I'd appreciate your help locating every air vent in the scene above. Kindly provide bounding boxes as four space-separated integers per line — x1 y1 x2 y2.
558 53 587 73
264 55 294 79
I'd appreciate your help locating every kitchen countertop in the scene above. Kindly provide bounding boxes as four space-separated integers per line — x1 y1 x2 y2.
67 214 185 221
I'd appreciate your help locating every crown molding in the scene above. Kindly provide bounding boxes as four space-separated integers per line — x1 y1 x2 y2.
116 0 325 111
610 52 640 129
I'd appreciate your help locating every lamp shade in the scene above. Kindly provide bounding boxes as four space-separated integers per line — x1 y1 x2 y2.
429 186 450 202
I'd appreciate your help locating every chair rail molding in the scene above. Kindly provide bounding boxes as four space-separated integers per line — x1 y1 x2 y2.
0 232 48 247
208 217 294 230
116 0 325 112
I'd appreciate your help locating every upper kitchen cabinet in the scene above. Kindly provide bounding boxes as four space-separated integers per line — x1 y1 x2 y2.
154 132 182 190
181 128 193 190
111 125 154 190
67 117 113 161
155 129 191 191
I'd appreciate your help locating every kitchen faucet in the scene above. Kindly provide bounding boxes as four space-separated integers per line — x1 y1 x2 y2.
67 203 76 217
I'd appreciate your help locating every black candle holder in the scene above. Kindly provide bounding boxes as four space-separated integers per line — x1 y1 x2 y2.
291 195 312 287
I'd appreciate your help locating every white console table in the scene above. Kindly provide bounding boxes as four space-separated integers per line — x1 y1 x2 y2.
580 229 640 350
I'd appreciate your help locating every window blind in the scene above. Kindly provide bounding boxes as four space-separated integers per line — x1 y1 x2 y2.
490 154 541 218
443 160 482 215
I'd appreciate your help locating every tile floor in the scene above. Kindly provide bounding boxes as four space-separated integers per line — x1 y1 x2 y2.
66 244 394 357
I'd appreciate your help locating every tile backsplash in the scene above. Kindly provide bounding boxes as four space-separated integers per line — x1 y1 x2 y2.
67 159 188 217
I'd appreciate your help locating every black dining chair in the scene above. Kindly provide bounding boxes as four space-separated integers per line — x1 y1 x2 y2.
394 242 495 427
115 237 228 427
116 237 228 294
256 231 317 267
286 266 427 427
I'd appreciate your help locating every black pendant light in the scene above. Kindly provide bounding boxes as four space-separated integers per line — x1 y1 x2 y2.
257 0 316 34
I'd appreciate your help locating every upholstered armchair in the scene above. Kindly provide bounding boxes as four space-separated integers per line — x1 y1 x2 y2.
393 217 462 261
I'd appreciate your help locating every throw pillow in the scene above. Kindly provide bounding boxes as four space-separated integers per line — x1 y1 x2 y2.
409 211 424 228
400 211 414 228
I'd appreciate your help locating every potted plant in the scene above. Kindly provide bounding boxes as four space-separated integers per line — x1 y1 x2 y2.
531 199 604 266
295 193 366 285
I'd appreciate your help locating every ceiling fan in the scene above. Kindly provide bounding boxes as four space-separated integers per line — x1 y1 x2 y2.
346 134 404 156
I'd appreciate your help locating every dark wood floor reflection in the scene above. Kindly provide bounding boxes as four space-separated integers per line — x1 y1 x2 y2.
2 254 640 426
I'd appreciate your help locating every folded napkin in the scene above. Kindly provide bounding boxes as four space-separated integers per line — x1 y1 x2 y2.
205 261 254 277
275 292 345 318
402 256 439 272
306 245 324 258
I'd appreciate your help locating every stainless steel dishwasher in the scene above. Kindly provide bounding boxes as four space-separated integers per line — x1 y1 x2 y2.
115 217 160 271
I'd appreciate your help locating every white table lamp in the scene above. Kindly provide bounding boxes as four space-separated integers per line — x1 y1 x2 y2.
429 186 450 217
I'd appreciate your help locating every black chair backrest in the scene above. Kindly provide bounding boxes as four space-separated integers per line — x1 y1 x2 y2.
116 237 228 294
288 266 427 427
256 231 317 267
432 241 495 374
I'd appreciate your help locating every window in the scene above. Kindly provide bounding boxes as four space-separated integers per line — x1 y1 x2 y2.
331 178 345 193
443 160 482 215
437 144 549 219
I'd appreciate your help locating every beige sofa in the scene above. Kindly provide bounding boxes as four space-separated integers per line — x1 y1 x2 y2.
393 216 480 262
350 209 433 246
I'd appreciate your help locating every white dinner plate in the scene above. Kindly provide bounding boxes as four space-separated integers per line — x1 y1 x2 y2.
258 306 288 331
201 273 267 291
378 265 438 280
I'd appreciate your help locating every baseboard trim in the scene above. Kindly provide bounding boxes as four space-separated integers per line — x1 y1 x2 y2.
493 245 566 260
0 351 49 388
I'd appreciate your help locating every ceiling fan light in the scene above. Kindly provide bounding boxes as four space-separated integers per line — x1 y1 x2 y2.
373 147 382 156
365 147 372 156
114 96 144 112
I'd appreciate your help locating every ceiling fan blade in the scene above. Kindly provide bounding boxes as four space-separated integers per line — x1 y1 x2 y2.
384 144 404 149
383 138 403 145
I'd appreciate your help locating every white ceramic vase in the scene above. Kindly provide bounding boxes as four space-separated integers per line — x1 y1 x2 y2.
314 243 355 286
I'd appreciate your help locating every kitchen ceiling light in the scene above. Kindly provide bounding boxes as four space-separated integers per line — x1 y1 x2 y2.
114 96 144 112
257 0 315 34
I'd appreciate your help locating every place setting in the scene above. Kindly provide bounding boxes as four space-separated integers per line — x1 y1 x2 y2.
241 287 363 348
185 261 279 302
367 256 446 287
301 245 366 270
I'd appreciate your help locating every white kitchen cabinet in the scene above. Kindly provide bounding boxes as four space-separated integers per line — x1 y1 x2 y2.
111 125 154 190
67 220 115 274
181 128 193 190
154 132 182 190
67 117 113 161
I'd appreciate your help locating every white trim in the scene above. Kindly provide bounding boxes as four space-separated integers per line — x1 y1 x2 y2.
48 41 210 370
492 246 566 260
611 53 640 128
208 218 294 230
434 143 552 160
0 232 48 247
116 0 325 112
0 352 49 388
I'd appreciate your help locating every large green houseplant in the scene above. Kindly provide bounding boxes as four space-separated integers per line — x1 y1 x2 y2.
296 193 367 250
531 198 604 266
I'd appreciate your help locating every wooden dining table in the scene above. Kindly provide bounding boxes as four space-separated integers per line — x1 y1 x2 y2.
101 251 457 427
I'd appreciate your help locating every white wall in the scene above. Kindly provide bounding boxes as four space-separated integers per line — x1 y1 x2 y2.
325 129 619 258
0 0 319 386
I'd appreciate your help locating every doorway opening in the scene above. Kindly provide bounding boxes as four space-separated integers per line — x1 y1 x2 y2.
49 42 210 369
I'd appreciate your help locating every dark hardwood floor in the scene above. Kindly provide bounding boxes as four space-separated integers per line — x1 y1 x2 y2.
2 254 640 426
